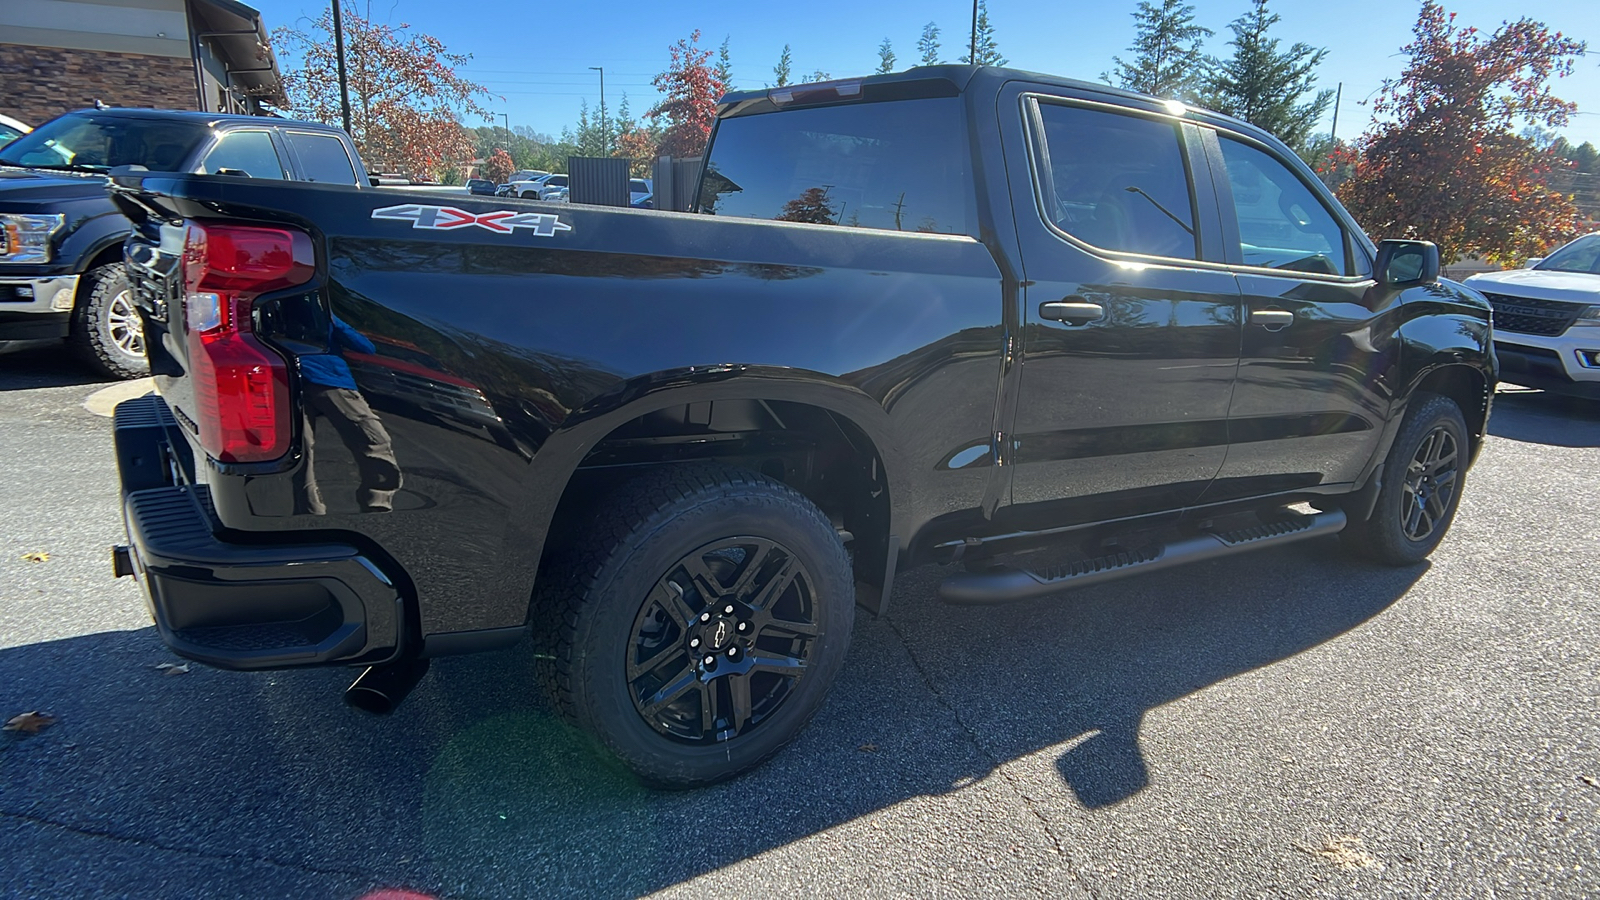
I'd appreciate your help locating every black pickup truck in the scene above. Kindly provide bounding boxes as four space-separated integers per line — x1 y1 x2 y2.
107 66 1495 786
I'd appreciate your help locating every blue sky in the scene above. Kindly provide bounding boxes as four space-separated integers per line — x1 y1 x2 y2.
251 0 1600 147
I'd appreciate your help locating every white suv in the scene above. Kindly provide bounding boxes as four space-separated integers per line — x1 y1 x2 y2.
1465 232 1600 398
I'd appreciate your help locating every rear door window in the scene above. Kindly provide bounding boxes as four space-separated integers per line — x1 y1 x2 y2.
1032 102 1199 260
697 97 970 235
285 132 358 184
199 130 286 178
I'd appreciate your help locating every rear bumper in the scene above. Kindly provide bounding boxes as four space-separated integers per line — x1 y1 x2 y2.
114 394 405 670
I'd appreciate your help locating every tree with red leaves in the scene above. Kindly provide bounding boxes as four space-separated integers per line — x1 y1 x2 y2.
273 8 492 180
776 186 838 225
648 30 728 159
483 148 514 184
1335 3 1587 266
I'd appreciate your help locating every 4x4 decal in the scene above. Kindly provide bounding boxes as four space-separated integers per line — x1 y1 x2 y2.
370 203 572 236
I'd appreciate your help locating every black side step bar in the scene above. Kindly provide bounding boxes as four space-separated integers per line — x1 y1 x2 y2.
938 509 1347 605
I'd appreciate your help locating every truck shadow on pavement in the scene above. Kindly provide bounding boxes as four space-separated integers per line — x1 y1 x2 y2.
0 345 114 391
1487 388 1600 447
0 538 1422 899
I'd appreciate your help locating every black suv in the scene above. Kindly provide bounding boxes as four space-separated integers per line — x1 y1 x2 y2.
0 108 369 378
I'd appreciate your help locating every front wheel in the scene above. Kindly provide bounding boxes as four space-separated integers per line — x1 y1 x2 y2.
71 264 148 379
1342 392 1469 565
533 464 855 787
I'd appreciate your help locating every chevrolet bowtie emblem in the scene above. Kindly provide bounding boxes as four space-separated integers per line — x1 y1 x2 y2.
713 621 728 648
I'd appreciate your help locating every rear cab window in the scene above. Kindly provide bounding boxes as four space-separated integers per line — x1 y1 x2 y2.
199 130 286 179
696 97 971 236
284 131 358 184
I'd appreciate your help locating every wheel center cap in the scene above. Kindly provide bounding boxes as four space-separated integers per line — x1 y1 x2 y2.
706 617 737 650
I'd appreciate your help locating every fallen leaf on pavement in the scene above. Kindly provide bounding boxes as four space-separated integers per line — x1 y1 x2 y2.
3 711 58 733
21 552 49 563
156 663 190 676
1301 835 1377 870
857 743 879 752
1580 775 1598 790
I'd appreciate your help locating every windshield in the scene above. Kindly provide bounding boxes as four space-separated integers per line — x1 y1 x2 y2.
1535 234 1600 275
0 113 211 172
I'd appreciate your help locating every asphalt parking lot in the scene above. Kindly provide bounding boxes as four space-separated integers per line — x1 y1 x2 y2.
2 346 1597 899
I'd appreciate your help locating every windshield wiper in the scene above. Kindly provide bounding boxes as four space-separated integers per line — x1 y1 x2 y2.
0 162 110 174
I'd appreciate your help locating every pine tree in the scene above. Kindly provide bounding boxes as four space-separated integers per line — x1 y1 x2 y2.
1576 142 1598 174
960 0 1007 66
564 100 609 158
1107 0 1213 102
715 36 733 89
1198 0 1332 153
774 44 792 87
918 22 941 66
876 37 896 74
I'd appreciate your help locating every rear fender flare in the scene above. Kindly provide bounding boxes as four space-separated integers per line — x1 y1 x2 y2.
502 365 907 609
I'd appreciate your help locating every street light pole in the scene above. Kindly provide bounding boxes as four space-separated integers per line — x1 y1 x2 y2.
589 66 606 154
500 112 510 140
1330 82 1343 141
330 0 352 135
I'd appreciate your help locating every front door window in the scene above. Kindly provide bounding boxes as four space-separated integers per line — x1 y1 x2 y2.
1216 136 1350 276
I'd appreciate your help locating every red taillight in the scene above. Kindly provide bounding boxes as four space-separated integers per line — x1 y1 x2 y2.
182 222 313 464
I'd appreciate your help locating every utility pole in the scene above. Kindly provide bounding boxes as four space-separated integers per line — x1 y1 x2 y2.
331 0 351 135
970 0 979 66
500 112 510 141
1330 82 1343 141
589 66 606 154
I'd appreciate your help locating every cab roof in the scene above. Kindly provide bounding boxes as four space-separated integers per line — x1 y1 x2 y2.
53 107 343 133
715 64 1282 151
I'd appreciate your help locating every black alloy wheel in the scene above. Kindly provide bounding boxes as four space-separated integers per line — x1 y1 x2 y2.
1399 425 1459 542
533 463 854 787
628 537 819 743
1341 392 1469 566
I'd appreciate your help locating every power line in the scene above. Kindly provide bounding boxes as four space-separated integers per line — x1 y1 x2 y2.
464 69 659 77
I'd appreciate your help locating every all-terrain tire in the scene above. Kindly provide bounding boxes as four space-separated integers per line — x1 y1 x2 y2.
1342 392 1469 566
71 264 148 379
532 463 854 788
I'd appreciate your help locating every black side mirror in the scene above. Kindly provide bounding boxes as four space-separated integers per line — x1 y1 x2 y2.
1375 239 1440 285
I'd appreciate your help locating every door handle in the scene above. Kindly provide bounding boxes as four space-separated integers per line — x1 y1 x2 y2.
1040 299 1105 326
1249 309 1295 330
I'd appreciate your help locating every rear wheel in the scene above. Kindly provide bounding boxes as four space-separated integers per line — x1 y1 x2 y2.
71 264 148 379
533 463 854 787
1342 392 1468 565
